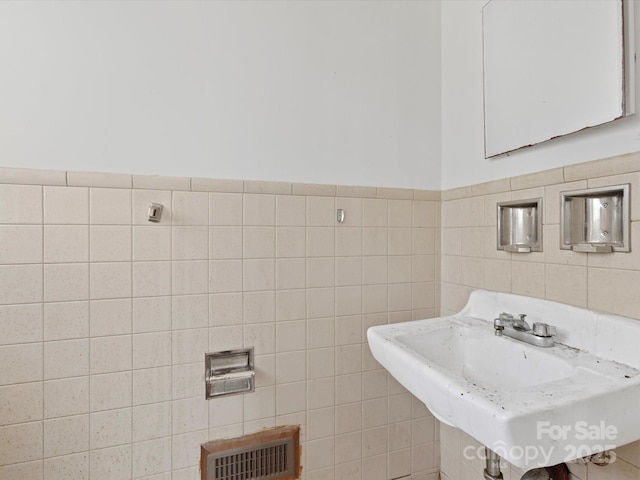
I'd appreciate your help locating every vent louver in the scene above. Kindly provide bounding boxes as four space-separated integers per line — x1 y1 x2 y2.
210 438 293 480
201 426 300 480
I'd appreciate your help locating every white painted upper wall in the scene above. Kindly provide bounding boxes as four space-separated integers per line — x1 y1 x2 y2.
441 0 640 190
0 1 441 190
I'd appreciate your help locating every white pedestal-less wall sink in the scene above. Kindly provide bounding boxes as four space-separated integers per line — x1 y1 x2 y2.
367 290 640 469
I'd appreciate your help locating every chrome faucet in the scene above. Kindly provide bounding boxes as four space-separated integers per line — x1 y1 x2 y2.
494 312 557 348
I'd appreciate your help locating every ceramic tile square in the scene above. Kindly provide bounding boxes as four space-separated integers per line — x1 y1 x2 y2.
172 191 208 226
90 371 132 412
0 422 43 466
242 291 275 324
362 256 387 285
276 381 306 415
132 437 172 477
588 266 640 318
363 285 388 314
335 227 362 256
276 289 305 321
243 386 275 421
133 402 172 442
388 283 412 312
172 397 208 434
172 430 208 470
243 194 275 226
0 382 42 426
307 378 335 410
91 262 131 299
133 367 171 406
44 376 89 419
389 228 412 255
363 227 388 256
307 407 335 440
335 286 361 316
307 317 335 349
335 373 362 405
90 225 131 262
243 226 275 258
307 227 335 257
363 427 388 458
276 320 305 352
132 261 171 298
363 199 388 227
276 227 306 258
0 304 42 346
90 335 132 374
306 196 335 226
388 255 412 284
44 186 88 224
43 339 88 380
413 228 436 255
209 259 243 293
336 344 361 375
307 287 334 318
43 451 89 480
90 188 132 224
172 328 208 364
335 315 361 346
388 200 412 227
171 294 208 330
133 226 171 261
43 301 88 341
133 331 171 369
208 325 243 352
1 264 43 305
133 190 172 225
362 398 387 428
89 444 131 480
307 257 334 288
307 348 334 379
0 225 42 264
277 195 306 226
243 323 275 355
512 261 545 299
276 258 305 290
172 260 208 295
44 414 89 457
133 296 171 333
335 402 361 435
173 362 207 399
209 193 242 226
243 259 275 291
389 421 411 451
0 184 42 224
335 431 361 464
44 263 88 303
43 225 88 264
306 437 335 471
414 201 436 228
90 298 131 337
172 226 208 260
209 226 242 259
90 408 132 449
276 351 306 384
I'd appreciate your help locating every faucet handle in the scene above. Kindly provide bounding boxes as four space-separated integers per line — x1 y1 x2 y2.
533 322 557 337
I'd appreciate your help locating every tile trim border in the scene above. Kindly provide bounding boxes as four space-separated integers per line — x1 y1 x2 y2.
0 166 440 200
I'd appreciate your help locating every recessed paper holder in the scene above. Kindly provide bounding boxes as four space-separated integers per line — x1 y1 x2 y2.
497 198 543 253
560 184 630 253
205 348 255 399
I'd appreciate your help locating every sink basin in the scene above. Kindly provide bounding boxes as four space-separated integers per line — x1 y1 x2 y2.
368 290 640 469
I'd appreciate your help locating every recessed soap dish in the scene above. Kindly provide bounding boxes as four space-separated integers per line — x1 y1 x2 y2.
560 184 630 253
497 198 542 253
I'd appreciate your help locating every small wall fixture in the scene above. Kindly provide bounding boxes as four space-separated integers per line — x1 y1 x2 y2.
560 184 630 253
148 203 163 223
497 198 542 253
205 348 254 399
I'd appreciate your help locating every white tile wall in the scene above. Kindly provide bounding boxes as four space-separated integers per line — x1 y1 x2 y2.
0 174 439 480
